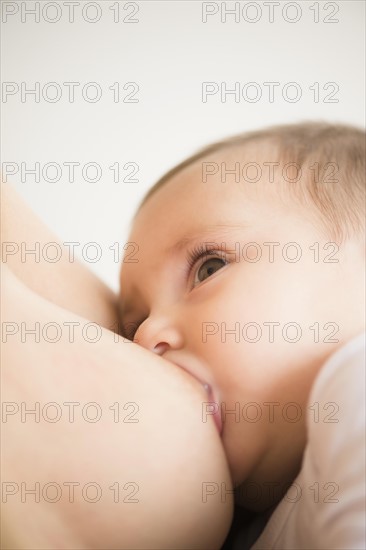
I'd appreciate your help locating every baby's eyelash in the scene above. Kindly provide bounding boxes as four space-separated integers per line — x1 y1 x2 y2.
185 243 225 272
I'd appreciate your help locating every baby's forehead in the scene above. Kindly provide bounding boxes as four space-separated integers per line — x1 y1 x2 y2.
167 143 287 203
132 173 280 241
135 145 287 226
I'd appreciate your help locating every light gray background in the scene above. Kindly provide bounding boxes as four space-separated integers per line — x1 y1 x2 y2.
1 0 365 291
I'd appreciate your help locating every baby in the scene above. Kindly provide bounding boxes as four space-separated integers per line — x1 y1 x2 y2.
119 122 365 549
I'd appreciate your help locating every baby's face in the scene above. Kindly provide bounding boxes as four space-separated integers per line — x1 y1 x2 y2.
120 151 358 510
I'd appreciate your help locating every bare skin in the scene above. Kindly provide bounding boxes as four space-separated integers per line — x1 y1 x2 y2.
1 185 233 549
1 184 118 328
119 148 365 511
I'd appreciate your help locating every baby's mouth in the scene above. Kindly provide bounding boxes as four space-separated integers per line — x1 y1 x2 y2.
203 383 223 435
165 359 223 436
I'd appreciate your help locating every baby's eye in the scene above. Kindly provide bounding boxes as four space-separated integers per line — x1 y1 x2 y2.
194 257 227 286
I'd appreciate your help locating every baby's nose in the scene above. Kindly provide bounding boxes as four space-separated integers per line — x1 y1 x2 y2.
134 315 185 353
152 343 169 355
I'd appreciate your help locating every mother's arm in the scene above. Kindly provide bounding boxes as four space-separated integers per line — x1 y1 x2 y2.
1 183 119 329
1 186 233 549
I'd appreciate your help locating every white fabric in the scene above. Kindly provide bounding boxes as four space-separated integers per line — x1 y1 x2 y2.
251 333 366 550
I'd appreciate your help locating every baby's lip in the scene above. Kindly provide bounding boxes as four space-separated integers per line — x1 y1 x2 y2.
203 383 223 435
167 360 223 436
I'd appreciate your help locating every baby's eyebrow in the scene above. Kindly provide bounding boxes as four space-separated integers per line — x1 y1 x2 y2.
165 223 245 256
121 224 245 320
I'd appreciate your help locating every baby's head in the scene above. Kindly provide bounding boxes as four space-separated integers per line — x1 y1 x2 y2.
119 122 365 510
